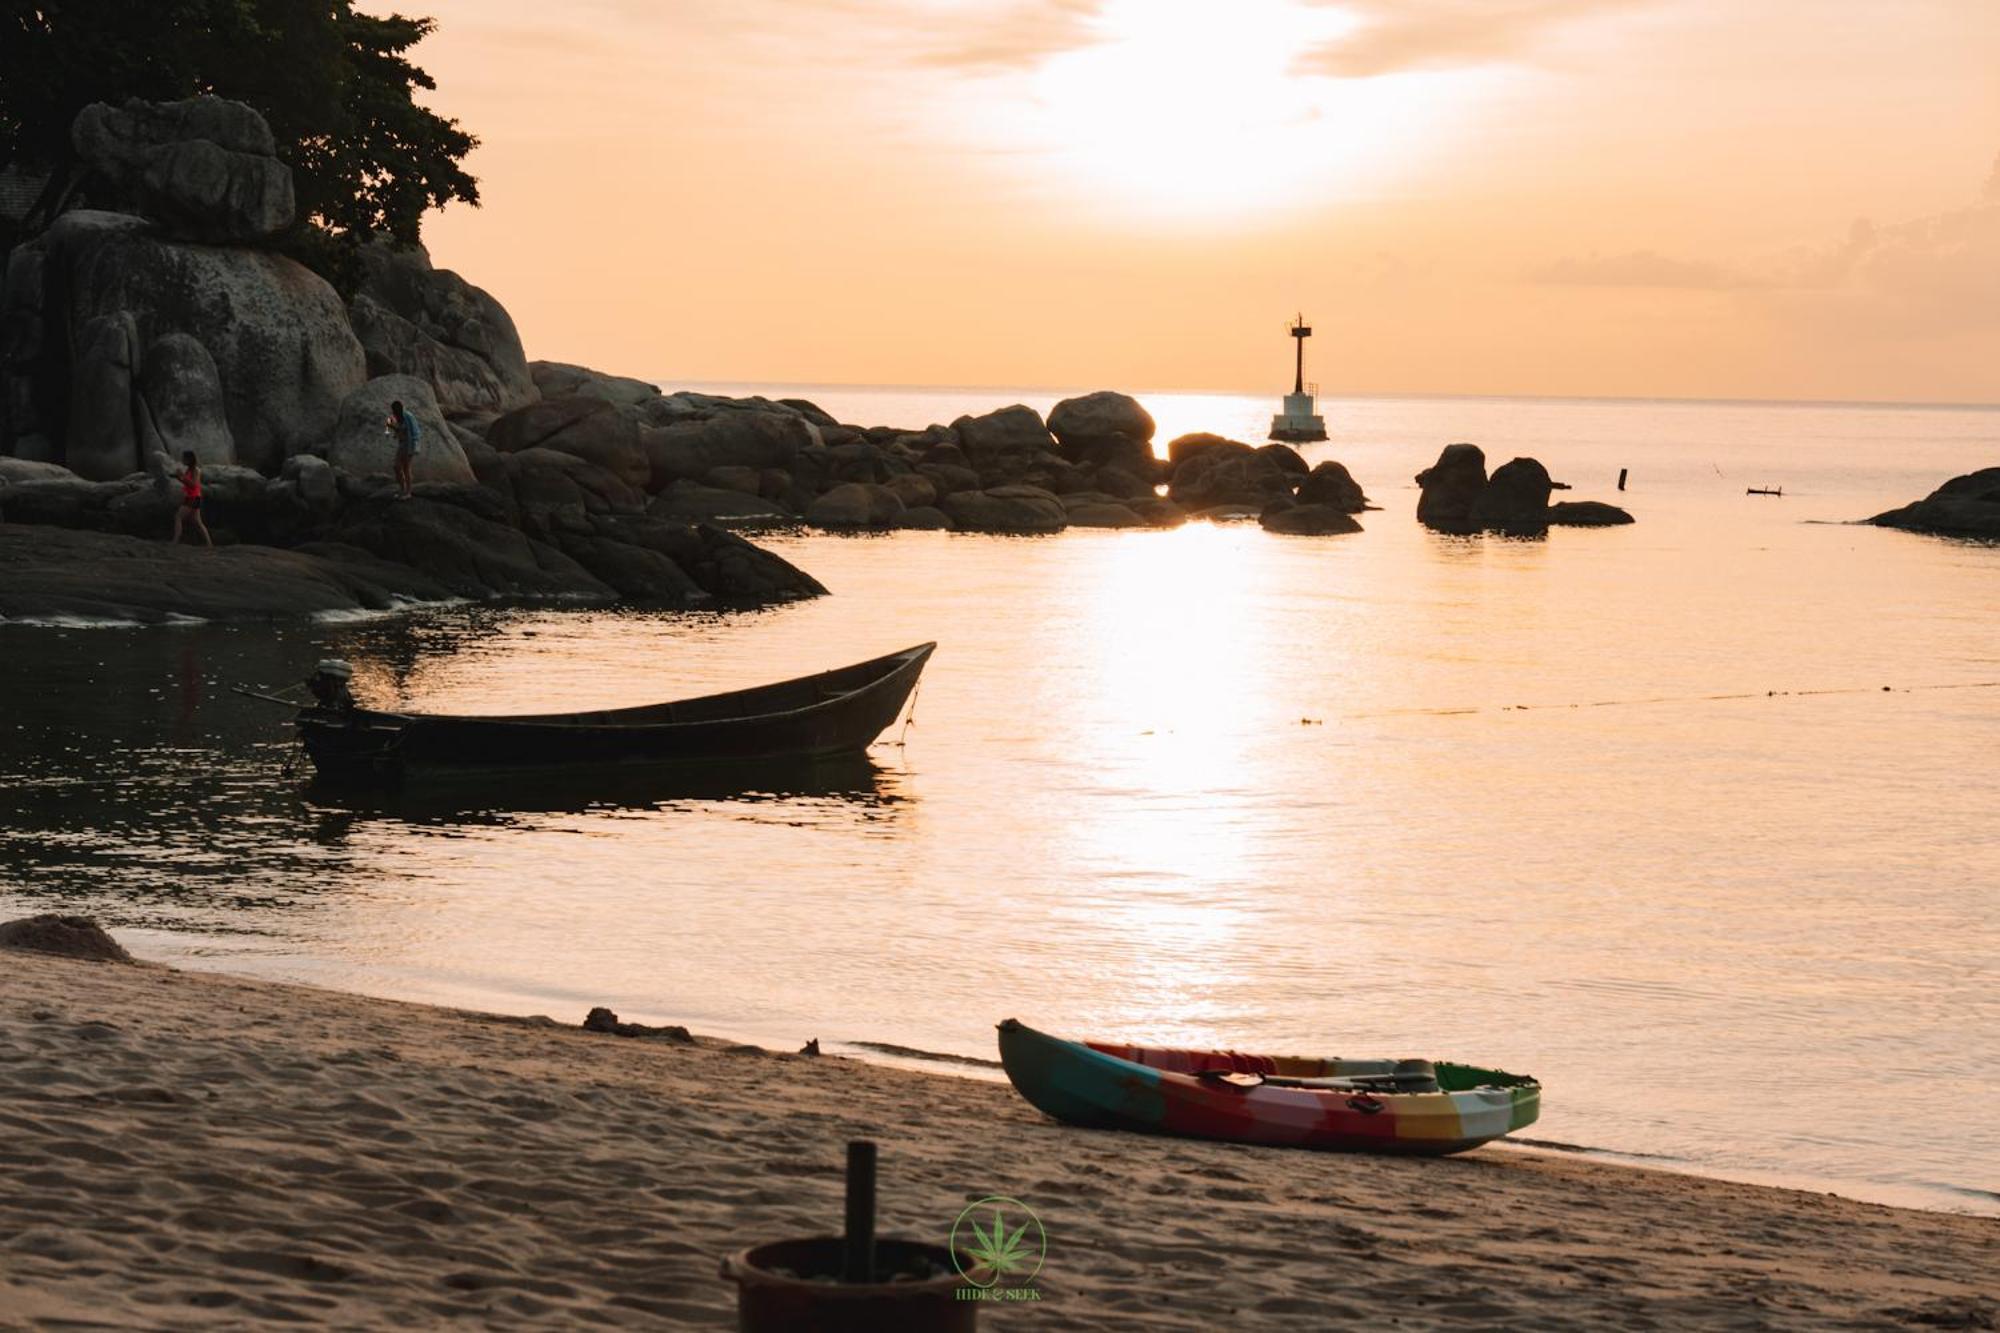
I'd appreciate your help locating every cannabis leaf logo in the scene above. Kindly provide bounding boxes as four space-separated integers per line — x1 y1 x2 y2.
950 1195 1046 1289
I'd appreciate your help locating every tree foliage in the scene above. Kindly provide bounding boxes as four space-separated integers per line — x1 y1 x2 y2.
0 0 477 276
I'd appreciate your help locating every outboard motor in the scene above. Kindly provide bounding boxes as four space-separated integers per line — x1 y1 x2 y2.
307 659 356 712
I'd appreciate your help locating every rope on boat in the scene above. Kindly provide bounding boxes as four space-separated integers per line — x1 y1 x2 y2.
893 678 922 751
1341 678 2000 721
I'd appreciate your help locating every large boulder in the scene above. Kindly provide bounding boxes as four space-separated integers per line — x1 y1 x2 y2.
1256 443 1309 477
952 405 1054 480
324 375 473 485
135 332 234 465
348 241 536 418
1166 433 1239 467
1470 457 1554 535
1260 503 1363 536
35 209 365 471
65 312 139 480
488 396 647 489
71 97 293 243
940 484 1066 534
532 361 661 407
1295 460 1368 512
1866 468 2000 540
806 482 904 529
1414 443 1487 533
1047 391 1154 463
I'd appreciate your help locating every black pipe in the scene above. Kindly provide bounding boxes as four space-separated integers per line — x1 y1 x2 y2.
843 1140 877 1283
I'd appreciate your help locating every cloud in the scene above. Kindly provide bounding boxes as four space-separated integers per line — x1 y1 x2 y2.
1529 153 2000 342
1530 249 1752 290
1297 0 1648 78
908 0 1105 72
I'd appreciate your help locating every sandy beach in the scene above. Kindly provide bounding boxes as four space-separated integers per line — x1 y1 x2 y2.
0 945 1992 1330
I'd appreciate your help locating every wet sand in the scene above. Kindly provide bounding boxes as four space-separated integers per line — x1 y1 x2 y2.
1 949 1993 1329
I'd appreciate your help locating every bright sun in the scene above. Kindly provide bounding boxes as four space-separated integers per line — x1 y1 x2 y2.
963 0 1485 224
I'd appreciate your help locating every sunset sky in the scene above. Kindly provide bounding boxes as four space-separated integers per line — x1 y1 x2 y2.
395 0 2000 404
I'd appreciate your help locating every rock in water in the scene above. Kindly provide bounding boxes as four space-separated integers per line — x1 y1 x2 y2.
348 240 537 417
1470 457 1554 535
1047 391 1155 464
1414 443 1487 533
1867 467 2000 540
1548 500 1635 527
1260 503 1364 536
940 484 1067 533
0 915 133 963
806 482 904 529
71 98 294 243
1295 460 1369 512
324 375 474 485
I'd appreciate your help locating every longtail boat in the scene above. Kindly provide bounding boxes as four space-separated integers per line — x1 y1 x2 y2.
293 642 934 783
997 1018 1539 1156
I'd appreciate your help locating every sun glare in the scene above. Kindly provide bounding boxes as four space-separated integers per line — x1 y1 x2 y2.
966 0 1484 225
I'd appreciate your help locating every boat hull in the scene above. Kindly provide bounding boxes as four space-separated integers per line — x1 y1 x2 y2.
298 643 933 783
996 1019 1539 1156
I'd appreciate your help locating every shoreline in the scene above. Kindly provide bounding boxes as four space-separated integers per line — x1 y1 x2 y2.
125 940 2000 1223
4 946 1994 1329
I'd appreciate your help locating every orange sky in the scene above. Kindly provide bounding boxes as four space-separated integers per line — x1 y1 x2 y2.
393 0 2000 404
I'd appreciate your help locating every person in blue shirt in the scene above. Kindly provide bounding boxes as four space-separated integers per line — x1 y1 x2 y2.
385 400 421 499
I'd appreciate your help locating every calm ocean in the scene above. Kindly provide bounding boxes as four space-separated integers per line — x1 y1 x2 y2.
3 386 1995 1214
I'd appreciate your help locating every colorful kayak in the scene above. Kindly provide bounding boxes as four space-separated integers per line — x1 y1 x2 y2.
997 1019 1539 1156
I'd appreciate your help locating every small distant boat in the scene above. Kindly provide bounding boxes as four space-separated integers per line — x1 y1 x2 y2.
997 1019 1539 1156
1746 486 1784 497
292 643 934 783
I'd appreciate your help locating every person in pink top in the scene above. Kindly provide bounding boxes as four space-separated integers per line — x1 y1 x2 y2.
171 450 212 547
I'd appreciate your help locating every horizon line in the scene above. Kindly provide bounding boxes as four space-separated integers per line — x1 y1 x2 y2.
655 378 2000 415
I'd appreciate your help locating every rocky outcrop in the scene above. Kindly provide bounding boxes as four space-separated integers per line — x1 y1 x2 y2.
0 523 456 623
1866 468 2000 540
1414 443 1487 533
27 208 365 471
323 375 474 486
71 98 294 243
348 241 536 418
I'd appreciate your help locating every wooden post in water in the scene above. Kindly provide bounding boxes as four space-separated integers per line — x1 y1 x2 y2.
843 1140 877 1283
1617 467 1628 492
